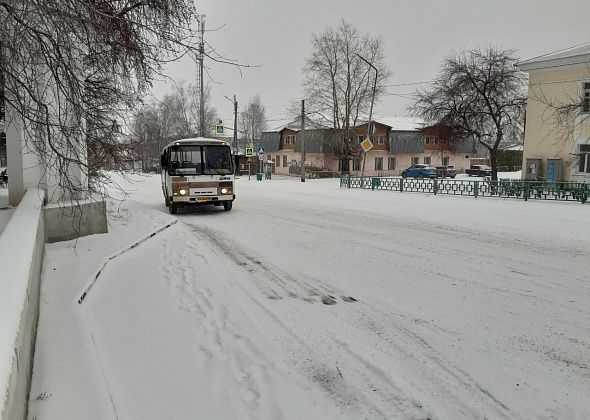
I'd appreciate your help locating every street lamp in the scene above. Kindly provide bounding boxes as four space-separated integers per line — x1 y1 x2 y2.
356 53 378 181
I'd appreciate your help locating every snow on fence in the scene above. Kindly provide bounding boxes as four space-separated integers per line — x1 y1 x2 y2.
0 189 45 420
341 176 589 203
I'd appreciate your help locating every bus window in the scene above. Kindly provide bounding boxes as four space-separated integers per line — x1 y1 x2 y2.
204 146 233 175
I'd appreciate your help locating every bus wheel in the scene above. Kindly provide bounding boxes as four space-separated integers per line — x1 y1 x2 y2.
169 203 178 214
223 201 233 211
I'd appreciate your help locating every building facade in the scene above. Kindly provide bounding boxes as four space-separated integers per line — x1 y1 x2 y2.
259 117 479 177
519 43 590 182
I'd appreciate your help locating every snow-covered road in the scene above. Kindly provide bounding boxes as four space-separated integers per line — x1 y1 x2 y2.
29 174 590 419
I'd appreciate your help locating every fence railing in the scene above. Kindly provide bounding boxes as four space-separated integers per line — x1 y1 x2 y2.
340 176 589 204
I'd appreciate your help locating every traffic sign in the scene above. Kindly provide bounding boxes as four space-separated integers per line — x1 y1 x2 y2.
215 124 224 135
245 147 254 157
257 146 265 155
360 138 374 153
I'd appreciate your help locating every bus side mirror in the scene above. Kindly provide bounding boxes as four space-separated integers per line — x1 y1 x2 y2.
160 154 166 169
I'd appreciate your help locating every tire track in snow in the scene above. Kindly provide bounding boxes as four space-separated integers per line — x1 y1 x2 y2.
183 222 516 419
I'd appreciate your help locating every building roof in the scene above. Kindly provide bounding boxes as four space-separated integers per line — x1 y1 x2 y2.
373 116 424 131
519 42 590 72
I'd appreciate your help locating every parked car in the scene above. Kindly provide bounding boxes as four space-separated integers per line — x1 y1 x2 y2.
401 164 438 179
435 165 457 178
465 165 492 177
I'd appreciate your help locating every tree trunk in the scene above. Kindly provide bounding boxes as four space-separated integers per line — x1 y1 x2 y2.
490 148 498 181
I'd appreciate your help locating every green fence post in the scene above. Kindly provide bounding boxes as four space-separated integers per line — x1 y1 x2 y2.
524 181 529 201
433 178 438 195
582 183 588 204
400 178 404 193
348 174 351 189
474 181 479 199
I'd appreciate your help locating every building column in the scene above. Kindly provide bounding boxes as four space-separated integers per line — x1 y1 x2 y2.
6 106 44 206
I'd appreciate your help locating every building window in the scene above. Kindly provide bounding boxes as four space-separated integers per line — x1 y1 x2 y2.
424 156 431 165
583 82 590 113
378 136 385 144
357 135 364 144
442 156 449 166
388 157 396 170
578 144 590 173
283 155 287 167
353 158 361 171
276 155 279 166
411 157 419 165
375 157 383 171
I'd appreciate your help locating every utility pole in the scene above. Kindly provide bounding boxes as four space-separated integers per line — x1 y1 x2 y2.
356 53 378 181
233 95 238 154
198 15 206 137
300 99 306 182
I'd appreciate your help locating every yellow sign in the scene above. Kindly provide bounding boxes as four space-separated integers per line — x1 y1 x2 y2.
360 138 374 152
245 147 255 157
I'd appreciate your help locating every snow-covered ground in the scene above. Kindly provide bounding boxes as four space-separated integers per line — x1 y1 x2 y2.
29 173 590 419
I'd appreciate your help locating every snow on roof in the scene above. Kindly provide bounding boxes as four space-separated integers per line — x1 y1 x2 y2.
372 116 425 131
503 144 524 151
519 42 590 71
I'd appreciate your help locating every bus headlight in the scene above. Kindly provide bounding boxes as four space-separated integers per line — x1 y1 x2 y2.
179 189 187 196
221 187 228 194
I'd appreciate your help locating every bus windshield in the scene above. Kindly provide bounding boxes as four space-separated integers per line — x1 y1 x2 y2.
204 146 233 175
167 144 232 175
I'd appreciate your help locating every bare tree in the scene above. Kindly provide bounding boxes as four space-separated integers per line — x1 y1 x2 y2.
131 81 218 170
303 20 390 172
411 46 527 181
240 94 267 144
0 0 240 199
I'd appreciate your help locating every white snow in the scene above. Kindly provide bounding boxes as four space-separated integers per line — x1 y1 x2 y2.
0 188 44 409
29 173 590 419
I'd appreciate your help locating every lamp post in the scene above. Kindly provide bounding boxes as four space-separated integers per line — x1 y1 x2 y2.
356 53 378 181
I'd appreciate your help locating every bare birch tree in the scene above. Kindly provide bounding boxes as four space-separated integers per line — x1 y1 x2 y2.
131 81 218 170
411 46 527 181
240 94 267 144
303 20 390 172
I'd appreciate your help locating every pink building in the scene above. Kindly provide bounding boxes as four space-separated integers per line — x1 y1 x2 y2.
258 117 480 177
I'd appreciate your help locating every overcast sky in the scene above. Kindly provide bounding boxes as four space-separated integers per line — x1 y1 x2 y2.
152 0 590 129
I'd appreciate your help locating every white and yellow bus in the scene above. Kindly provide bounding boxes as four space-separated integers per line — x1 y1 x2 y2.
160 138 235 214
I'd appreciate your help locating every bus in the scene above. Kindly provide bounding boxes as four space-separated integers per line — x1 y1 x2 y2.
160 138 235 214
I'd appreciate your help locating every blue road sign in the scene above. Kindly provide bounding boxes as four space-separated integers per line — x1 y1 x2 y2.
258 146 265 155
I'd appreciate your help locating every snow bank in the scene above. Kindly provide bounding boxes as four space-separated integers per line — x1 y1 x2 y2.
0 188 45 420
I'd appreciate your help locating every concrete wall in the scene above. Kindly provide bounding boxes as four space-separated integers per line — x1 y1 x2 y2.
0 189 45 420
45 199 108 243
523 65 590 181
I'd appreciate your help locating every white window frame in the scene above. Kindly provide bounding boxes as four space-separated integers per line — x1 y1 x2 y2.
578 144 590 173
411 156 419 165
388 157 396 170
374 157 383 171
424 156 431 165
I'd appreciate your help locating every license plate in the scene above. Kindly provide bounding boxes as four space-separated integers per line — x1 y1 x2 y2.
197 196 211 202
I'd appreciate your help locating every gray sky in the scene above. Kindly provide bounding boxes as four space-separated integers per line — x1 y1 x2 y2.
152 0 590 129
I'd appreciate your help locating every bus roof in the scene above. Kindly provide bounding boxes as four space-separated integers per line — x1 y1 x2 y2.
162 137 231 150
